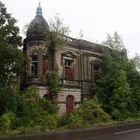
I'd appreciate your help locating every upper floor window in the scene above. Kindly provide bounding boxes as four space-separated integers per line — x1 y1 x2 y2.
65 60 72 69
91 64 101 81
42 55 48 75
94 65 100 72
64 59 73 80
31 55 38 76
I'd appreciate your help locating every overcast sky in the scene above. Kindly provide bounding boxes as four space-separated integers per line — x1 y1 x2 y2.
2 0 140 57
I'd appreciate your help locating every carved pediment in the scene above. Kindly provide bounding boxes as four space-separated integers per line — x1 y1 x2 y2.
89 56 102 65
62 51 77 59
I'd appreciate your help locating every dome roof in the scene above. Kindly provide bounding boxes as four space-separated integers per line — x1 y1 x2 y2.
27 3 49 36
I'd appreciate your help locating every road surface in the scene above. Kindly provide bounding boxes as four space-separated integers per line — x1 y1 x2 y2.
82 128 140 140
0 123 140 140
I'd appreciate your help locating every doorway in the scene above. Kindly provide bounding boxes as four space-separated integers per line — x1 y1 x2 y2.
66 95 74 114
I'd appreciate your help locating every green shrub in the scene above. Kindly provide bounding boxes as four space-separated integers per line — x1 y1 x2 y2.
13 117 34 128
43 99 58 114
12 86 58 131
0 88 17 116
78 99 110 123
43 114 58 129
64 99 110 128
67 113 84 128
0 112 15 132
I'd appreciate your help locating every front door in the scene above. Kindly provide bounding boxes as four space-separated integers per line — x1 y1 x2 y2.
66 95 74 114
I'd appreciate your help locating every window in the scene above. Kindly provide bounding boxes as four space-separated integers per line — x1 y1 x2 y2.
65 60 72 68
91 64 100 81
94 65 100 71
64 60 73 80
42 55 48 75
31 55 38 76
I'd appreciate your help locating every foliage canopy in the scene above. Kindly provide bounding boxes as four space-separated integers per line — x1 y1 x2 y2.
0 1 24 88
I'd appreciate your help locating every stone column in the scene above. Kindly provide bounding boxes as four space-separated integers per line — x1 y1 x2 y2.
75 57 78 80
62 58 65 79
72 60 75 80
87 57 90 80
83 55 87 80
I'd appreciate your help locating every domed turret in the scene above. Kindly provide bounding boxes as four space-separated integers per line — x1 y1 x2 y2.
27 2 49 36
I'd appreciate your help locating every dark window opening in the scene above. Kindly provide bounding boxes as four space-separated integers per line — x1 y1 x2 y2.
31 55 38 76
91 64 101 81
94 65 100 71
65 60 72 68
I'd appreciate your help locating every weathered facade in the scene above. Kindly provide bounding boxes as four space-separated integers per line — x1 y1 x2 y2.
22 3 104 114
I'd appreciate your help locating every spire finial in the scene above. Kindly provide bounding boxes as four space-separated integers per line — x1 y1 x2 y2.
39 0 41 6
36 0 42 17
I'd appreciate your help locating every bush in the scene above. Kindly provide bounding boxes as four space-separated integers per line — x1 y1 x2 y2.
63 99 110 128
78 99 110 122
0 88 17 116
42 114 58 130
67 113 84 128
43 99 58 114
12 86 58 131
0 112 15 132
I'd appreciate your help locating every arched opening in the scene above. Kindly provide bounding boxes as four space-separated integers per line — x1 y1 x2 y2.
66 95 74 114
43 94 49 100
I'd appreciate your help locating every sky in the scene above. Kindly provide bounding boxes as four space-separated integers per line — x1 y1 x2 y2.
2 0 140 58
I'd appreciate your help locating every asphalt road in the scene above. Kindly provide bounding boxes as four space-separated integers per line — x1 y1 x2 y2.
0 123 140 140
81 128 140 140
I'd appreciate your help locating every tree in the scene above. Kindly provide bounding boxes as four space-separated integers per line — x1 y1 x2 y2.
49 13 70 49
43 14 69 101
132 54 140 72
93 50 132 120
0 1 24 116
92 32 139 120
0 1 24 88
102 31 125 51
77 30 84 39
125 57 140 111
48 14 70 69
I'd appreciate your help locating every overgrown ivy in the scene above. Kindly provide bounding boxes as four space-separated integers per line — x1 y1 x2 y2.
44 69 60 103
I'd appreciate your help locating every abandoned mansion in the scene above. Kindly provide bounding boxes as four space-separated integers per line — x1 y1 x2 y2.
21 3 107 114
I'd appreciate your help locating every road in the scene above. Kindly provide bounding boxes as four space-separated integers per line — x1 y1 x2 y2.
81 128 140 140
0 123 140 140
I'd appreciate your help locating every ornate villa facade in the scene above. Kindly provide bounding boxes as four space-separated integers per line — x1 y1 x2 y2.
21 3 105 114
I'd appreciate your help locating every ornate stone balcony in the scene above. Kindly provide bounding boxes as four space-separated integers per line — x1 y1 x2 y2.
59 78 81 88
25 76 45 86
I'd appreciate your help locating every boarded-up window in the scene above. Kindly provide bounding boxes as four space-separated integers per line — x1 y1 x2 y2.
65 60 73 80
42 55 48 75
